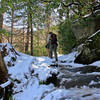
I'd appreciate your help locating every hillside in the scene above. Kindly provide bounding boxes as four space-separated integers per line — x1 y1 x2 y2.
0 43 100 100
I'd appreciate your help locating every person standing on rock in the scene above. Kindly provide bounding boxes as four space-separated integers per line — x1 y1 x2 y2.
45 32 58 62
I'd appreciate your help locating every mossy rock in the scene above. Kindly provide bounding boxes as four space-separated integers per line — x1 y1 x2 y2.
74 30 100 64
88 30 100 49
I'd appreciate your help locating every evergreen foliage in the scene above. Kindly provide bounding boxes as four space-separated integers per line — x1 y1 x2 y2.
0 0 99 55
0 28 11 36
58 19 76 54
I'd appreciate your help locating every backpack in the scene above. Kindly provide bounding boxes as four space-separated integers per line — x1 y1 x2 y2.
50 33 57 45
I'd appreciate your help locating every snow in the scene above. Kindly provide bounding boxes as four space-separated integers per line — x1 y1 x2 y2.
2 43 100 100
58 52 84 68
83 13 91 18
8 53 34 80
88 29 100 39
42 89 68 100
96 0 100 2
90 61 100 67
0 80 11 88
94 9 100 13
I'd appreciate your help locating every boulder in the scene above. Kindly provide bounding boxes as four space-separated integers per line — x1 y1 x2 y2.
74 30 100 64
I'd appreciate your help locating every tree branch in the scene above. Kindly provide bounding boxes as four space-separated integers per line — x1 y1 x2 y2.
61 2 79 8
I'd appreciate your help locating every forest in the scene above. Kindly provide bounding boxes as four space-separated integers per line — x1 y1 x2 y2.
0 0 100 100
0 0 99 55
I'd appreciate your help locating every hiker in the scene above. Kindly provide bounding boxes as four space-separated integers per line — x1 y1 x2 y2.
46 32 53 49
45 32 52 56
46 32 58 62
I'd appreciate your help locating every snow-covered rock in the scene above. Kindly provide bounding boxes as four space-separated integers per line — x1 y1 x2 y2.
1 43 100 100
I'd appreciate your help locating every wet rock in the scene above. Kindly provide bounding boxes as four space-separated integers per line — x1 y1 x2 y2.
62 74 100 89
14 79 21 84
89 83 100 88
58 64 100 89
7 61 12 67
70 65 100 73
46 73 60 87
50 64 72 68
82 94 92 97
7 61 15 67
11 57 16 62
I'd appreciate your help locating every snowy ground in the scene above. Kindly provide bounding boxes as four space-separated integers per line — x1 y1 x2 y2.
2 43 100 100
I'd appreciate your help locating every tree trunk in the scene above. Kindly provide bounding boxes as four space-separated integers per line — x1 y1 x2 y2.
46 12 50 34
67 8 70 18
25 14 30 53
30 13 33 55
0 13 3 28
11 9 14 44
0 0 3 43
23 22 25 52
0 51 8 84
